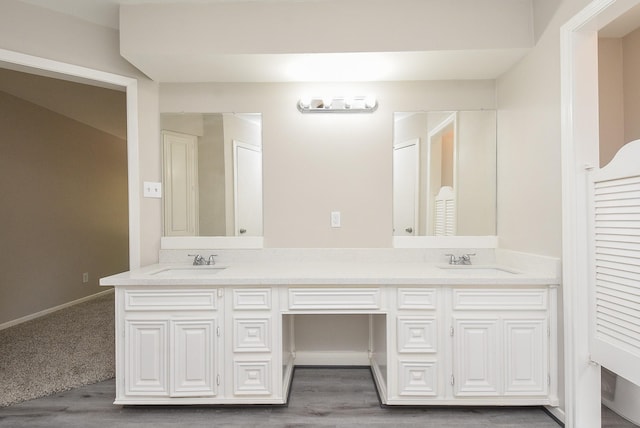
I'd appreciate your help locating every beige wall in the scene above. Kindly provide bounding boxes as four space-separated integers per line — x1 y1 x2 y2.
0 90 129 325
598 37 625 167
456 111 497 236
202 114 226 236
0 68 128 140
160 80 496 247
598 26 640 167
623 27 640 144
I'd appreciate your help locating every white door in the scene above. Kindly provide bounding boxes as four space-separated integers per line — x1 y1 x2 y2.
172 319 216 397
589 141 640 386
453 317 499 396
503 318 548 395
233 141 263 236
125 320 169 396
162 131 198 236
393 139 419 236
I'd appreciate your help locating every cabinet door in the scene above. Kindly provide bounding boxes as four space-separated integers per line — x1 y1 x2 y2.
172 319 216 397
453 318 499 396
504 318 548 395
125 320 169 395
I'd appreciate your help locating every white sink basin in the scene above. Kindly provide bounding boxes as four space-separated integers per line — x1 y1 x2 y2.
149 266 227 277
437 265 520 275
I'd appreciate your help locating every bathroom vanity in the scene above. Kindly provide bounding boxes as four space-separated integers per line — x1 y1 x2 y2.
100 250 559 407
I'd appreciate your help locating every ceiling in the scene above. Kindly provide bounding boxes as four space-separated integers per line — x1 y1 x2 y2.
16 0 532 82
600 3 640 37
18 0 342 30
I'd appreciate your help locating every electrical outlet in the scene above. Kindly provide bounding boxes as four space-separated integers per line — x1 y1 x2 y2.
82 272 89 283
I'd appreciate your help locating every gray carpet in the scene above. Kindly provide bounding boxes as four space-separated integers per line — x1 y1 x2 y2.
0 291 115 407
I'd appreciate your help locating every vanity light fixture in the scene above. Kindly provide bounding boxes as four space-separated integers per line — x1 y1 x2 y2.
297 95 378 113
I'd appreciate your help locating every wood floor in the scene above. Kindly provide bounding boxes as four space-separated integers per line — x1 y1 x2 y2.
0 367 634 427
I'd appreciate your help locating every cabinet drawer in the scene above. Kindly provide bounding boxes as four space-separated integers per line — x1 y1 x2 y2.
397 288 437 310
452 289 547 311
398 360 438 397
233 359 272 395
233 288 272 310
397 317 437 353
125 290 217 311
287 288 381 310
233 316 272 353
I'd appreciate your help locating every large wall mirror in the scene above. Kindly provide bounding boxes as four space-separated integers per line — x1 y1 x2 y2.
393 110 496 237
161 112 263 238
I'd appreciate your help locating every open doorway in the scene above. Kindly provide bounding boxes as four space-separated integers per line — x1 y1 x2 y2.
561 1 640 426
0 56 134 327
597 11 640 426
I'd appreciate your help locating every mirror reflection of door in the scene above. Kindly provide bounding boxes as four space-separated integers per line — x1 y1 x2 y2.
427 113 456 235
233 141 263 236
162 130 199 236
393 139 420 236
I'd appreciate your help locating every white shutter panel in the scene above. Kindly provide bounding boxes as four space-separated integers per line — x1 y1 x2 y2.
590 140 640 386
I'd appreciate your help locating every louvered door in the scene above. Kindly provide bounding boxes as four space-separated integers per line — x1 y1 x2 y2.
434 186 456 236
590 140 640 386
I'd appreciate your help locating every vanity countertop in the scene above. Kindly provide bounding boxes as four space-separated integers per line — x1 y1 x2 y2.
100 261 560 287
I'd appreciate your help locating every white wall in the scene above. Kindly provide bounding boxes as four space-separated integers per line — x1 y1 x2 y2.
623 27 640 143
160 81 496 247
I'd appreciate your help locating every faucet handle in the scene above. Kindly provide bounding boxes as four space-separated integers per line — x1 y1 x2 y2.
188 254 204 265
207 254 218 265
445 254 457 264
461 253 476 264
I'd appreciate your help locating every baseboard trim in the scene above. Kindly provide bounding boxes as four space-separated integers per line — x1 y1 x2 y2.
293 351 370 366
0 288 114 331
544 405 565 426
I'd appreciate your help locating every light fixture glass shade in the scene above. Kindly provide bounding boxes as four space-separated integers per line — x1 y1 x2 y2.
297 95 377 113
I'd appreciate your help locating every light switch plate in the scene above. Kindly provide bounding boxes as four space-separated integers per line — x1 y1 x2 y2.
331 211 341 228
143 181 162 198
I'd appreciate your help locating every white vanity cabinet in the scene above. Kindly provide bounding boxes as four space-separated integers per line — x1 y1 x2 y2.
380 284 558 406
450 287 555 403
115 286 284 405
227 288 280 400
117 287 222 404
107 274 558 407
390 287 443 402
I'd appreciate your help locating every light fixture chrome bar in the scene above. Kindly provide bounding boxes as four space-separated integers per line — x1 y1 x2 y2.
297 95 378 113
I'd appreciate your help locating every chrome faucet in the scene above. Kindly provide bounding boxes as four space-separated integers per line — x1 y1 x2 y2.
445 253 476 265
189 254 206 265
188 254 218 266
460 253 475 265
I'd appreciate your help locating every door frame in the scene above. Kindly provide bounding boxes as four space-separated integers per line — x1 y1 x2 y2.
0 48 140 268
560 0 640 426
